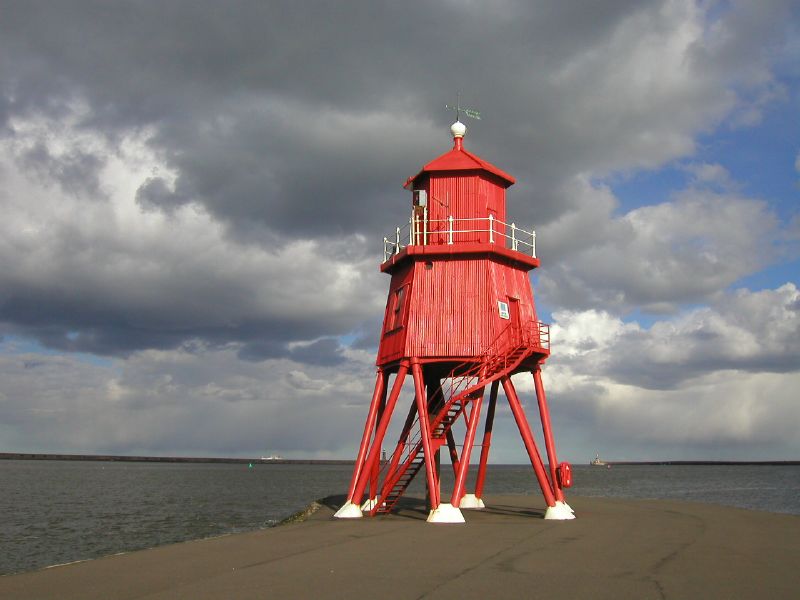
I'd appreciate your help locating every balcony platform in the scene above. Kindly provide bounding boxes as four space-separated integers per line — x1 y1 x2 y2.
381 242 540 273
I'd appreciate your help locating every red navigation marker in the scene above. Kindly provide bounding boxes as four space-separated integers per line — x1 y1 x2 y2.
336 118 574 522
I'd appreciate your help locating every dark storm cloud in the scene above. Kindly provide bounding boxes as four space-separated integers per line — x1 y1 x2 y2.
19 141 105 198
287 338 347 367
0 0 794 360
236 337 347 366
0 0 679 238
135 177 190 212
0 264 380 357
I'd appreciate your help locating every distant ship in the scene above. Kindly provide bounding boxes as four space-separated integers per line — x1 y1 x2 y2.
590 453 607 466
261 455 284 461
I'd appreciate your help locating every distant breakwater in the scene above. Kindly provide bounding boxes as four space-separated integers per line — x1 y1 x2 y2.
2 453 796 466
603 460 800 466
0 453 354 465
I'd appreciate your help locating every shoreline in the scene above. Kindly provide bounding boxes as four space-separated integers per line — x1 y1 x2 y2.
3 453 798 465
10 500 328 578
1 494 798 599
0 453 354 465
598 460 800 466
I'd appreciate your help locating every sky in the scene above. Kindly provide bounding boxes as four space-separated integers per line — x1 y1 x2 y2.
0 1 798 463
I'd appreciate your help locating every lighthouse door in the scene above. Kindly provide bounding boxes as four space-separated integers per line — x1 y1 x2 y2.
508 297 521 345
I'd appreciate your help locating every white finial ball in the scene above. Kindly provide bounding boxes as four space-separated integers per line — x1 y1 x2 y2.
451 120 467 139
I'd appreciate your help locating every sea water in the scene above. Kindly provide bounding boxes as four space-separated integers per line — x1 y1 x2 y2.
1 460 798 575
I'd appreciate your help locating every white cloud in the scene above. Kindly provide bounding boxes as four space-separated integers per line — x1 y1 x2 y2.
553 284 799 387
683 162 736 190
0 344 376 457
541 284 800 456
538 179 782 312
2 284 797 461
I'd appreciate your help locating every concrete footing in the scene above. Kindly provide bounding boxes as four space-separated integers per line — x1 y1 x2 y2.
360 497 379 511
544 500 576 520
333 500 363 519
427 503 466 523
459 493 486 509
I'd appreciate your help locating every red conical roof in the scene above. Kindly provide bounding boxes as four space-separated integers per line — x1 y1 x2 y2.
405 139 515 188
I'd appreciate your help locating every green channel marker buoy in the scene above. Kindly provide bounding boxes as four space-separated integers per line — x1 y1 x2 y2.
248 463 253 468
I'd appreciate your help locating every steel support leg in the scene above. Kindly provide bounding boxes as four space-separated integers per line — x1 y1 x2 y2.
433 445 441 510
532 367 564 502
501 375 556 508
425 373 445 505
351 362 409 506
450 391 484 506
412 360 440 509
445 429 460 477
344 369 386 502
367 387 388 506
474 380 499 499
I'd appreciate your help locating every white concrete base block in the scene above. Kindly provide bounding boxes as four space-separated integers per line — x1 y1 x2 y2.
360 497 379 511
427 503 465 523
333 500 363 519
544 500 576 520
459 494 486 509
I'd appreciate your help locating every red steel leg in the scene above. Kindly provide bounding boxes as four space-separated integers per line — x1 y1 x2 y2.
475 380 499 498
501 375 556 507
345 369 386 502
368 386 388 502
412 360 440 509
532 367 564 502
352 362 409 505
450 391 484 506
445 429 460 476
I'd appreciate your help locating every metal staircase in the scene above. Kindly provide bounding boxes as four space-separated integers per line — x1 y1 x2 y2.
371 321 549 515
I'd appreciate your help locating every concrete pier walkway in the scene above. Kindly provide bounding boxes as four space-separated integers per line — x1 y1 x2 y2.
1 494 798 599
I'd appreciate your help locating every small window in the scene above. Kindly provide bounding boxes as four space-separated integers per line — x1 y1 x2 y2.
394 286 405 313
498 301 510 320
392 285 408 330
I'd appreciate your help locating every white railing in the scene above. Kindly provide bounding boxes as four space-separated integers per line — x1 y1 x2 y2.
383 214 537 262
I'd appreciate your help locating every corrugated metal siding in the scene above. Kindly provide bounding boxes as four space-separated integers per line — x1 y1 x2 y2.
481 175 507 242
424 173 508 246
490 261 537 325
404 258 491 358
480 175 506 221
429 174 476 244
393 256 537 359
377 159 543 364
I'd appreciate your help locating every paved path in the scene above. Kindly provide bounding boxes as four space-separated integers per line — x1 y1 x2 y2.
2 495 798 599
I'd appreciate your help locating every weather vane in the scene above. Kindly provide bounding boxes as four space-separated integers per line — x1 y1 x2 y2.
445 92 481 122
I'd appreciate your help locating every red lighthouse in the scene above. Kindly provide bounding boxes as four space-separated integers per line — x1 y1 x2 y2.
335 118 574 522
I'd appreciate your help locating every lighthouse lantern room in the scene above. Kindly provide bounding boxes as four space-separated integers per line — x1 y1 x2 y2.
336 117 574 522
